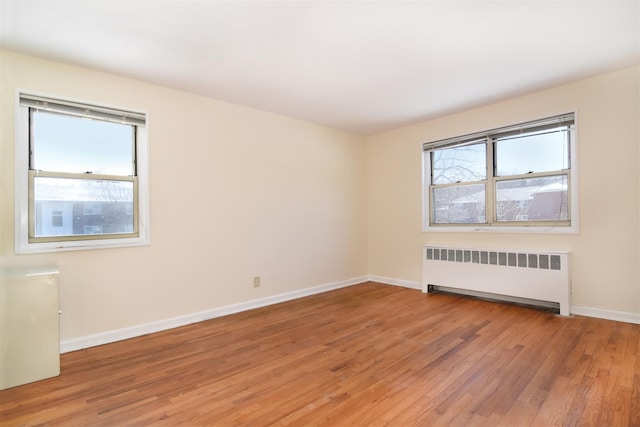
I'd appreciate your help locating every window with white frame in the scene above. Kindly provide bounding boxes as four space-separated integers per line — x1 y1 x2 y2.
423 113 577 232
15 93 150 253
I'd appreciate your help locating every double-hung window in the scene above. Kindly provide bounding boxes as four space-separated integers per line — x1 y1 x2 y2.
15 93 150 253
423 113 577 232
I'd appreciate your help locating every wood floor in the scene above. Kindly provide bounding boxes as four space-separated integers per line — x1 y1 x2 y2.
1 282 639 426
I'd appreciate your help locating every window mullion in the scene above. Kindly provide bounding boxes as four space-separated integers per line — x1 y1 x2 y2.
429 179 487 190
33 170 135 182
486 138 495 225
494 170 569 182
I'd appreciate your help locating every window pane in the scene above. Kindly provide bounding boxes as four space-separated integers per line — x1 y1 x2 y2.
431 143 486 184
33 177 134 238
495 175 568 222
432 183 485 224
32 111 134 176
495 128 569 176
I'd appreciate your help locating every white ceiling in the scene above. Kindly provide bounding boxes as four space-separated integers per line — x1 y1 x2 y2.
1 1 639 135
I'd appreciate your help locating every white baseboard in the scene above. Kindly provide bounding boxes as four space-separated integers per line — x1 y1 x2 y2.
371 275 640 325
367 275 422 290
372 275 640 324
570 305 640 325
60 275 639 353
60 275 368 353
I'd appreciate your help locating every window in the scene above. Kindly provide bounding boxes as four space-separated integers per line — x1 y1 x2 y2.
423 113 577 233
15 93 150 253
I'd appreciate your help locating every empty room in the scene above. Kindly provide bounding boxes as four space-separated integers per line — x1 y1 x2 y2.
1 1 639 425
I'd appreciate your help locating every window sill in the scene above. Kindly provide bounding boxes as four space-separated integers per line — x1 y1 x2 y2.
15 235 150 254
422 224 579 234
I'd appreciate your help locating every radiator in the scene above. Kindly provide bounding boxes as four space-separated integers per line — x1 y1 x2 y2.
423 246 570 315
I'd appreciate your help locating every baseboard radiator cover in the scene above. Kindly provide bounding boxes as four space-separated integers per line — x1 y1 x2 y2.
423 246 570 315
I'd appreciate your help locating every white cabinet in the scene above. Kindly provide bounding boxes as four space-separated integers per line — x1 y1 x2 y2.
0 269 60 390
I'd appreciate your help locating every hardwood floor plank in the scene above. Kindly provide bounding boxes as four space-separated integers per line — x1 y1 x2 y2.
1 282 638 426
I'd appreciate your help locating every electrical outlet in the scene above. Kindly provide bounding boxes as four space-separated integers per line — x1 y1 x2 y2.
253 276 260 288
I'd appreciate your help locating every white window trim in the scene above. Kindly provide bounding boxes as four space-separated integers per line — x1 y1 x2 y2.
421 112 579 234
14 90 151 253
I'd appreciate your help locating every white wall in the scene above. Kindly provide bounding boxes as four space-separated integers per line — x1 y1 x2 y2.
366 66 640 316
0 51 368 342
1 51 637 348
